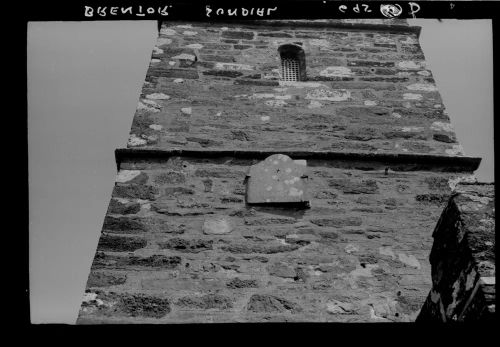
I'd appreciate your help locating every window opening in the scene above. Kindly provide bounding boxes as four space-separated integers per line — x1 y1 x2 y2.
278 44 306 82
281 58 300 82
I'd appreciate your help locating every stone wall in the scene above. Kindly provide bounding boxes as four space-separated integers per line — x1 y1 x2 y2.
77 19 482 324
417 183 495 322
127 20 463 156
77 157 476 323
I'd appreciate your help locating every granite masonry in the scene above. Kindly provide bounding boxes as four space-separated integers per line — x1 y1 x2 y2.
77 19 486 323
417 183 495 322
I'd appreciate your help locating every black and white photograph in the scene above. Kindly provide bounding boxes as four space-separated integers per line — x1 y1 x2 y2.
27 1 495 324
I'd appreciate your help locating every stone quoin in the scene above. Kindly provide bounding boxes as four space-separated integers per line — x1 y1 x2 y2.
77 19 490 324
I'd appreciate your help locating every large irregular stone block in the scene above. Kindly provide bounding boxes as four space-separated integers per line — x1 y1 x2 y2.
127 255 182 268
202 216 234 235
175 294 233 310
87 272 127 287
97 234 147 252
247 294 302 314
112 184 159 200
107 199 141 215
226 278 259 289
158 238 213 253
221 30 255 40
81 291 171 318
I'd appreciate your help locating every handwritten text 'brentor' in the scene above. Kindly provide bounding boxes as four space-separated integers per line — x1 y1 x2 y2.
84 5 172 17
206 6 278 17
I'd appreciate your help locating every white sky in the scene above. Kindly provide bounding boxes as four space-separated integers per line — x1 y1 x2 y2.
28 20 493 324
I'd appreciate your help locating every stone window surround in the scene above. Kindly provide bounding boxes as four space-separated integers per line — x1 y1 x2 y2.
278 44 306 82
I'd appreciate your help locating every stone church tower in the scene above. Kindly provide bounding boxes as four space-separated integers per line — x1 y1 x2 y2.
77 19 481 323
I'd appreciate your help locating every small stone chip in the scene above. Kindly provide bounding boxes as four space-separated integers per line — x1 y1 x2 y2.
181 107 192 115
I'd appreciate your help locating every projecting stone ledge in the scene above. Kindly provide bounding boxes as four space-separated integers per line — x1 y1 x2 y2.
114 148 481 173
417 182 495 322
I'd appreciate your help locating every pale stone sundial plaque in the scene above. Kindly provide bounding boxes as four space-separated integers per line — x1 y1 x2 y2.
246 154 309 207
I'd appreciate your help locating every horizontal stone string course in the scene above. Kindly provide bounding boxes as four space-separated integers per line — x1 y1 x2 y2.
115 148 481 172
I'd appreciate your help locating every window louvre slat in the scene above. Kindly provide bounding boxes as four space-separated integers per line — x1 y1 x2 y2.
281 58 300 82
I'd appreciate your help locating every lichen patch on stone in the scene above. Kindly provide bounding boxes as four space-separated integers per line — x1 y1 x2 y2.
149 124 163 131
289 187 303 196
185 44 203 49
417 70 431 77
398 61 422 70
406 83 438 92
181 107 192 115
403 93 423 100
448 175 477 191
172 53 196 61
161 28 177 36
320 66 353 78
116 170 142 183
202 216 234 235
279 81 327 88
308 100 323 109
305 89 351 102
379 247 396 259
309 39 330 47
157 38 172 46
250 93 275 99
146 93 170 100
214 62 254 71
398 253 421 269
153 46 164 54
430 122 454 133
137 100 161 113
401 126 424 132
344 244 359 254
128 134 147 147
265 99 287 107
445 144 465 156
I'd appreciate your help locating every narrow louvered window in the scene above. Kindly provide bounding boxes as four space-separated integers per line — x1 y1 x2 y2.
278 44 306 82
281 58 300 82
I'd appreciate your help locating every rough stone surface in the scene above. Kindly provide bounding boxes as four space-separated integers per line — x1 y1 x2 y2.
87 272 127 287
202 216 234 235
112 184 159 200
247 294 302 314
80 290 171 320
80 155 477 323
125 20 460 157
78 19 482 324
417 183 495 322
